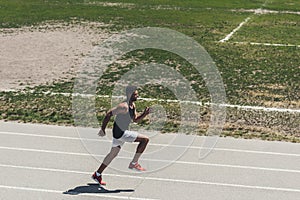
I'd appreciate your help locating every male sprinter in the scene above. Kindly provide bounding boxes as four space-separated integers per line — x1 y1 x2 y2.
92 86 151 185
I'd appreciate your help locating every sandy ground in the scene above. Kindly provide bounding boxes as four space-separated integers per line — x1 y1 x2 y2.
0 21 110 91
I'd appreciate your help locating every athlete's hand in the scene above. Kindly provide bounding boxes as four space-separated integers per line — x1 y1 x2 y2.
143 107 152 115
98 129 106 137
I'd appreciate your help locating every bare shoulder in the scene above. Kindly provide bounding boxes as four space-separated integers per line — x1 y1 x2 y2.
111 102 128 115
118 102 128 109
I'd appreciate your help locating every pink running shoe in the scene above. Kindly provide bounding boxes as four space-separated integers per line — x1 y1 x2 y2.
91 172 106 185
128 162 146 171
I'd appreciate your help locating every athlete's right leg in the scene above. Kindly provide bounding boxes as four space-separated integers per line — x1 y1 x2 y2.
92 146 121 185
97 146 121 173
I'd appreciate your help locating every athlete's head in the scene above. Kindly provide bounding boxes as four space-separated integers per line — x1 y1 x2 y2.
126 85 138 101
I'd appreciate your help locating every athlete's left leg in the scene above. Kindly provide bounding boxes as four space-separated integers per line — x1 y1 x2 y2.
132 134 149 163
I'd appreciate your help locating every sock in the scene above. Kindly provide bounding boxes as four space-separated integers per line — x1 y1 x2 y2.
131 162 136 165
96 172 101 176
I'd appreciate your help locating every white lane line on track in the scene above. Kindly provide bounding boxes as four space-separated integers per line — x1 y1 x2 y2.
0 131 96 141
1 146 300 174
0 185 158 200
0 164 300 193
219 17 251 42
1 131 299 157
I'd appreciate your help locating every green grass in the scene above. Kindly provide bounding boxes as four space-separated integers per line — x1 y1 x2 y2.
82 0 299 10
232 14 300 44
1 90 299 142
0 0 250 42
263 0 300 11
208 43 300 105
0 91 73 124
0 0 299 142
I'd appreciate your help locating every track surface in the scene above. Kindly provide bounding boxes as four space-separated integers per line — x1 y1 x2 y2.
0 121 299 200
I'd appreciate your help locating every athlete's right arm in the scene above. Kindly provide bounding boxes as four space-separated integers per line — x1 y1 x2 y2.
98 104 127 137
98 110 113 136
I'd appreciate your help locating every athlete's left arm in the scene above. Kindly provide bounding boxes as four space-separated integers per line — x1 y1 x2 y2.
133 106 151 123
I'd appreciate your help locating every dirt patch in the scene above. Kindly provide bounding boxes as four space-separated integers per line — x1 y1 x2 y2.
0 21 111 91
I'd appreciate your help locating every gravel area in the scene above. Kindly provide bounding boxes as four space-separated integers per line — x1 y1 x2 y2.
0 21 110 91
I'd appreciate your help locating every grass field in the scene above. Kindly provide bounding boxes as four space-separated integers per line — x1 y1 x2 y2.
0 0 299 142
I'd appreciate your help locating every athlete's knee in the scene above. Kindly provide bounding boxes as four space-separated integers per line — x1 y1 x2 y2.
142 136 149 144
136 135 149 145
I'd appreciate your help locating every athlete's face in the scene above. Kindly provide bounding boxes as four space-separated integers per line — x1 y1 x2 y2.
131 90 138 101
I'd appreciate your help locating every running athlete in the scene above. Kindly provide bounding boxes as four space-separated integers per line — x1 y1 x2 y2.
92 86 151 185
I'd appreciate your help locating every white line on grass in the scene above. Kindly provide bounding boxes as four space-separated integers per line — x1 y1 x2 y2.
2 90 299 113
76 94 300 113
1 146 300 173
231 8 300 15
222 7 300 48
1 131 300 157
0 164 300 193
219 17 251 42
0 185 158 200
219 103 300 113
140 98 300 113
233 41 300 48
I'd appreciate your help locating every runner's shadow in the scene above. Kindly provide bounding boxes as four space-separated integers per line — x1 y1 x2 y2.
63 183 135 195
